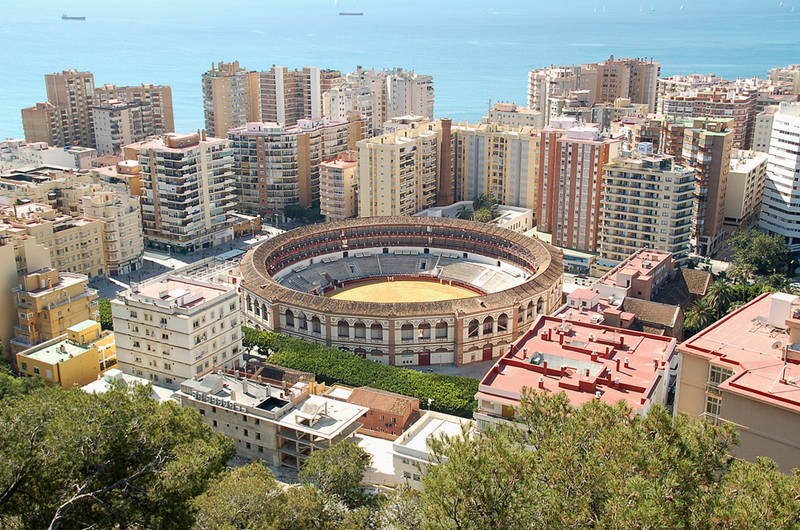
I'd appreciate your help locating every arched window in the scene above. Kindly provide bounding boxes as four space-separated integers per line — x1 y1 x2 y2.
517 305 525 323
370 323 383 340
468 319 479 338
401 323 414 342
298 314 308 330
483 316 494 335
246 295 252 312
254 303 261 317
285 309 294 328
435 321 448 339
354 322 367 339
418 323 431 340
262 304 268 322
497 313 508 332
527 301 534 319
354 348 367 359
337 320 349 338
537 298 544 316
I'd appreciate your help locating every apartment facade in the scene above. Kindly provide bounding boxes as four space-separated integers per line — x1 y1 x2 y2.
112 274 243 389
676 292 800 473
658 89 757 148
319 151 359 220
202 61 260 137
528 56 660 122
92 99 150 155
752 106 778 153
229 116 364 214
11 268 98 354
80 191 144 274
759 102 800 252
723 150 768 228
135 132 236 252
0 139 97 171
323 67 435 137
179 372 367 468
22 70 96 148
452 122 539 209
357 121 445 217
767 64 800 95
95 83 174 134
536 118 621 252
0 202 106 278
599 147 695 266
260 66 341 126
483 102 545 129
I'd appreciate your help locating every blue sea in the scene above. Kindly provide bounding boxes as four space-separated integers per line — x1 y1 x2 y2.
2 0 799 138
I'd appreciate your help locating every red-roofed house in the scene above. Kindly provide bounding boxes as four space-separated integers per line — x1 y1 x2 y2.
474 314 678 431
676 292 800 473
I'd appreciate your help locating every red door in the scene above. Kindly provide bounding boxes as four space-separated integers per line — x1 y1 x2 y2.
418 352 430 366
482 344 493 362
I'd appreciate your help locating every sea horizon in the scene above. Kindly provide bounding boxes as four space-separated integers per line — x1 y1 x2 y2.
2 0 799 138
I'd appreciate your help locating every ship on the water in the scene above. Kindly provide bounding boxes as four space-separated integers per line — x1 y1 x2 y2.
339 12 364 16
62 14 86 21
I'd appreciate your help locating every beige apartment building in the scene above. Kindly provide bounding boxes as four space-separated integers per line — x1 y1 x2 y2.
134 132 237 252
22 70 96 148
202 61 260 138
599 146 695 266
92 99 150 155
676 292 800 473
452 122 539 209
11 267 98 354
528 56 661 122
768 64 800 95
356 120 446 217
483 102 544 129
0 202 106 278
752 105 778 153
323 66 435 137
723 150 768 228
260 66 341 126
95 83 174 133
81 191 144 275
536 117 622 252
91 159 143 197
658 88 757 148
179 372 367 468
111 273 243 389
228 116 364 214
319 151 359 220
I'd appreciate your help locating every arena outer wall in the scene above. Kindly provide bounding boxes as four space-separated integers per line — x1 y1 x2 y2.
240 216 563 366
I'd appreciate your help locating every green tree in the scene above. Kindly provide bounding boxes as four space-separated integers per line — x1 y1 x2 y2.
705 279 735 319
0 384 233 529
472 194 495 211
299 439 372 507
726 262 756 285
684 296 718 337
473 207 494 223
0 369 45 402
728 229 791 275
763 273 794 293
97 298 113 330
192 462 289 530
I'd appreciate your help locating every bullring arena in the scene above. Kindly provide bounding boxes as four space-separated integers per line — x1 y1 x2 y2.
240 216 563 366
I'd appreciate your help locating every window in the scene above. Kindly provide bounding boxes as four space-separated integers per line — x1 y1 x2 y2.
162 333 169 340
212 420 217 427
200 409 205 416
244 429 249 437
246 442 251 449
130 310 137 318
164 363 171 371
33 366 40 375
20 362 27 371
212 407 216 413
256 433 261 440
705 395 722 419
254 418 260 425
258 445 263 453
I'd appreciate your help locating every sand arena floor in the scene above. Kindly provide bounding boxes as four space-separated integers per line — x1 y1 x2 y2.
327 279 478 303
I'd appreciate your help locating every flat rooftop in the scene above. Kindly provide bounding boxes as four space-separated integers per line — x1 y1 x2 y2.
19 338 89 364
478 316 676 410
395 413 466 454
277 394 368 439
67 319 98 333
599 249 672 288
82 369 176 401
127 276 231 308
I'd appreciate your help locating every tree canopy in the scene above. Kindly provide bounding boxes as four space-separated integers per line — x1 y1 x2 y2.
728 229 791 276
0 383 233 529
299 439 372 507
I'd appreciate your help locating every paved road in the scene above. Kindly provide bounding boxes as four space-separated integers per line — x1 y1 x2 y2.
407 359 496 380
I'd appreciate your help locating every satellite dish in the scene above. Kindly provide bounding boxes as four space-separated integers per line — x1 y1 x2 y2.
772 341 783 349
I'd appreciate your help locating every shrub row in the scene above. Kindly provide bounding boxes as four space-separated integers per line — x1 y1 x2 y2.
242 327 478 418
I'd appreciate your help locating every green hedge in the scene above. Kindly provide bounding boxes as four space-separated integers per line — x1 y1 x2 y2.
242 327 478 418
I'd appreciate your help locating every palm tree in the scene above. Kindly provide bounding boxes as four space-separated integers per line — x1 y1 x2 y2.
727 263 755 285
705 280 735 320
684 297 716 337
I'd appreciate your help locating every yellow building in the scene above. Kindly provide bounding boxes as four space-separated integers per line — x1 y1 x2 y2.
201 61 260 138
16 320 115 389
11 268 98 354
0 202 106 278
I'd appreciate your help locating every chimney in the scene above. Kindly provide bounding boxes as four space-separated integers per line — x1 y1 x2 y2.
585 368 591 377
538 377 545 389
542 360 548 373
654 359 659 371
615 358 621 371
624 357 630 368
558 333 564 345
522 347 528 359
614 377 620 387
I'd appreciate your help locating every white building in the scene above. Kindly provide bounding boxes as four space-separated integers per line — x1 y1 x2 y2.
179 372 368 468
414 201 534 234
82 368 176 401
392 411 472 490
752 106 778 153
111 274 243 389
92 99 152 155
0 139 96 171
759 102 800 251
80 191 145 275
724 150 768 228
